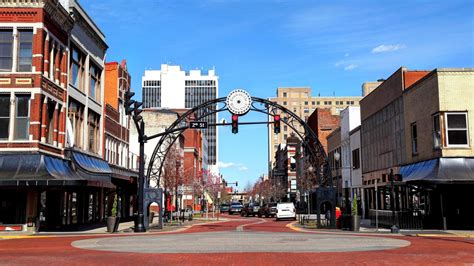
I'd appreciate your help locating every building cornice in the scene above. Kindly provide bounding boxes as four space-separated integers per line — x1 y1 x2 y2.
0 0 74 32
70 2 108 51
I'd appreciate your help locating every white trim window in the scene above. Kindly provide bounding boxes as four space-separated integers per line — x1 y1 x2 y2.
0 29 13 72
17 29 33 72
14 94 30 140
445 112 469 147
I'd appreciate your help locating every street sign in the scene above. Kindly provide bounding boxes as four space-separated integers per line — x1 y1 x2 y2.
189 121 208 129
177 186 185 195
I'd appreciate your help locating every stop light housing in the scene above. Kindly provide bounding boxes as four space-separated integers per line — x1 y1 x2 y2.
125 91 135 115
133 101 143 122
274 114 281 134
231 114 238 134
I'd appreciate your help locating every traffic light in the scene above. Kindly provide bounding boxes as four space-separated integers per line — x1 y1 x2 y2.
125 91 135 115
274 114 281 134
133 101 143 122
231 114 238 134
235 181 238 187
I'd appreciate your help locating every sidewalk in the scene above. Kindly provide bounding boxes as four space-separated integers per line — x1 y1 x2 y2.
290 221 474 238
0 217 228 239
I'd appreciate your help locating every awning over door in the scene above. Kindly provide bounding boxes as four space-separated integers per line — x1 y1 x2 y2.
400 158 474 183
0 154 112 188
72 151 111 174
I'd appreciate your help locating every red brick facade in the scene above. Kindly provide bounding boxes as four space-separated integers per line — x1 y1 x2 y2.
307 108 340 153
0 4 72 156
103 60 132 168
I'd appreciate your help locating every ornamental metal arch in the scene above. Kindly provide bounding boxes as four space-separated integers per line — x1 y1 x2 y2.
145 96 332 191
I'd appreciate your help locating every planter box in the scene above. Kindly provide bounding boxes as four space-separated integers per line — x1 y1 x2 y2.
107 216 117 233
351 215 361 231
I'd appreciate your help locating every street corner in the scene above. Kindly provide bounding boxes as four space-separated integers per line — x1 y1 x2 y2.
0 235 54 240
286 221 304 232
415 232 474 239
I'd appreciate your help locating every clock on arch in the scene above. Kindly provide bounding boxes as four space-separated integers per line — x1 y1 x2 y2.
226 89 252 115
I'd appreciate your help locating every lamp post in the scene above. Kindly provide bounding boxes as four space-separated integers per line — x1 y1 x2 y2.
307 166 314 215
333 150 349 212
389 169 400 233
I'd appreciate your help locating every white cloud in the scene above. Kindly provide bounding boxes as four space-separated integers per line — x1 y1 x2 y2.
344 64 358 70
238 166 248 171
344 53 350 57
218 162 236 168
371 44 406 53
218 161 248 171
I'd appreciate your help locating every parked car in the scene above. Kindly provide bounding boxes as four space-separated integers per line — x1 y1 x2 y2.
258 202 277 218
220 203 230 213
228 202 243 215
241 202 260 217
276 202 296 220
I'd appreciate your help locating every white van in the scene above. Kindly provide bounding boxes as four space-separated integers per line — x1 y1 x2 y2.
276 202 296 220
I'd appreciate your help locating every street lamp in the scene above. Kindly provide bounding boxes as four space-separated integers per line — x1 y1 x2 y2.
389 169 400 233
307 166 314 215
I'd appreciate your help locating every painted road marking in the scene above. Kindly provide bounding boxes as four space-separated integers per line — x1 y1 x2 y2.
237 218 267 232
0 235 52 240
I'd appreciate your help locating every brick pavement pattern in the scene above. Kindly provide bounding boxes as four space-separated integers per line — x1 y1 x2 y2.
0 215 473 265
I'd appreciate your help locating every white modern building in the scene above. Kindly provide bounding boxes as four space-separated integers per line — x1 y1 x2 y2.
142 64 219 167
340 106 364 215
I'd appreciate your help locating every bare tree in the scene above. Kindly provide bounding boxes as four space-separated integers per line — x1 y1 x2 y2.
162 142 184 218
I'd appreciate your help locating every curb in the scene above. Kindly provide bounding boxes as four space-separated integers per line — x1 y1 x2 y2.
416 233 474 238
286 221 304 232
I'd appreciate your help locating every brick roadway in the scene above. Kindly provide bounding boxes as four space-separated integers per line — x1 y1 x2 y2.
0 215 473 265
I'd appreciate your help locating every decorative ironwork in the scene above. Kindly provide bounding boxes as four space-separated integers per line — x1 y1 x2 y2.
145 96 332 189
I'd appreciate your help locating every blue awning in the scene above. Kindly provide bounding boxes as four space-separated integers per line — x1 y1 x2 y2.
400 159 438 182
72 151 111 174
0 154 112 188
400 158 474 183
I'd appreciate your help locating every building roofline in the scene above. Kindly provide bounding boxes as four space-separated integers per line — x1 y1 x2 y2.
349 125 361 136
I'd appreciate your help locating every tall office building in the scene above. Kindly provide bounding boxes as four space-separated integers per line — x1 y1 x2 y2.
142 64 219 166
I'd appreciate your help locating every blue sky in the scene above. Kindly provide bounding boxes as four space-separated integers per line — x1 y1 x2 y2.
81 0 473 190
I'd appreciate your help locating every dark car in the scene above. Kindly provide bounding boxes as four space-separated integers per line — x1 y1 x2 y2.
220 203 230 213
241 202 260 217
229 202 243 215
258 202 277 218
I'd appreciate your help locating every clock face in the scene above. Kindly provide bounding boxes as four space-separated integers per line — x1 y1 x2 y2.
226 89 252 115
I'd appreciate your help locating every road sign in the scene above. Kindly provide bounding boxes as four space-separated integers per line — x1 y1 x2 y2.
189 121 208 129
177 186 185 195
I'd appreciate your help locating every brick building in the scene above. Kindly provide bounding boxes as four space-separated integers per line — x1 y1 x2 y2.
268 87 361 171
327 127 342 205
183 128 204 210
103 60 138 221
271 135 300 203
361 67 474 229
0 0 130 232
307 108 341 154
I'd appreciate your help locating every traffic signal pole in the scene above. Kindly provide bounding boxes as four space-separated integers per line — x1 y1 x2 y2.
134 119 146 232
